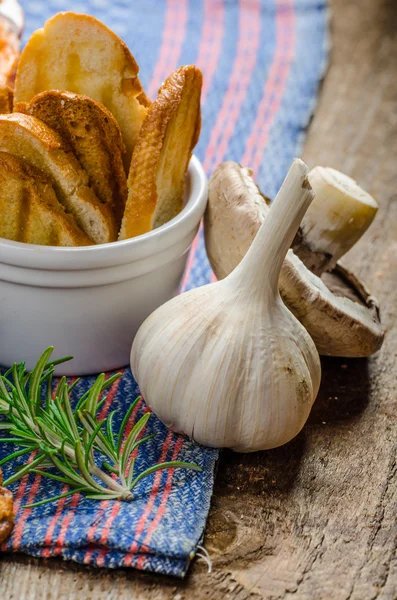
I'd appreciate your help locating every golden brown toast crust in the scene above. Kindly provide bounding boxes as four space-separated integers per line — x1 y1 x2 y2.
0 113 117 243
14 11 150 168
0 16 20 88
0 152 93 246
0 468 13 544
21 90 128 230
0 85 13 114
119 65 202 240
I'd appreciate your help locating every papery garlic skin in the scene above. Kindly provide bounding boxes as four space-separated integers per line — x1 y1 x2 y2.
132 283 320 451
131 160 321 452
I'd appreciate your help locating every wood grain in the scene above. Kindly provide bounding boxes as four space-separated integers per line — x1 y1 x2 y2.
1 0 396 597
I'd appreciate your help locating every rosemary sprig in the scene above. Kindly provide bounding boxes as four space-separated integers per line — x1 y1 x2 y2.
0 348 201 507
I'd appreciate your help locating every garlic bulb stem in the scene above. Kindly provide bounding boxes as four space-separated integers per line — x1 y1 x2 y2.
231 159 315 294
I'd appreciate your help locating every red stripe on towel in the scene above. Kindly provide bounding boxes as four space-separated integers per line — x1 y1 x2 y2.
203 0 261 174
242 0 296 173
147 0 188 99
52 492 80 553
196 0 225 101
123 430 174 566
135 437 184 569
179 0 226 292
10 451 38 516
1 451 38 551
12 471 42 550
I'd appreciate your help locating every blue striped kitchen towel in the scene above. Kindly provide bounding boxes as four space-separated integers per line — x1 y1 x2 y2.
0 0 329 577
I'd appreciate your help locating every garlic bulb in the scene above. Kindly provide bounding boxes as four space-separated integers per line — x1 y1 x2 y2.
131 160 321 452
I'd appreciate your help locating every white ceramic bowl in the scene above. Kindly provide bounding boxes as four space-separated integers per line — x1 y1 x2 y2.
0 156 208 375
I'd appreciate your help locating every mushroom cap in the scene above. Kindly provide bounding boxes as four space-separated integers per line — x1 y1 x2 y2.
205 162 384 358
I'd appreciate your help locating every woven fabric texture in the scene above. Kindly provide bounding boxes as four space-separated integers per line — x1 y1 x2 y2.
0 0 329 577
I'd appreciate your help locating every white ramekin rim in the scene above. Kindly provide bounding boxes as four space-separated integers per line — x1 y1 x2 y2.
0 155 207 271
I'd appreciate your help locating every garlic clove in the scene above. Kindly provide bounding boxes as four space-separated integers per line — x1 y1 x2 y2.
292 166 378 275
205 161 384 358
132 160 321 452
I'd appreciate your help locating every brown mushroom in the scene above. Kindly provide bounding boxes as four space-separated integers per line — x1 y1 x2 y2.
204 162 384 357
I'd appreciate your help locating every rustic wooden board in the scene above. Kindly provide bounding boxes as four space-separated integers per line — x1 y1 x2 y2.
1 0 396 597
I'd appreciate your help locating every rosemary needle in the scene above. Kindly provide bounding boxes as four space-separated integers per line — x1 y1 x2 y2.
0 347 201 507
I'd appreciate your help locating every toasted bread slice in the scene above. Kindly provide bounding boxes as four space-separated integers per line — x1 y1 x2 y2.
0 86 13 113
0 113 117 243
119 66 202 240
0 152 92 246
0 465 14 544
0 16 20 87
22 90 128 229
13 12 150 168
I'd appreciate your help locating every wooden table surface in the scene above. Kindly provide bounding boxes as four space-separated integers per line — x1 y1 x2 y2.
1 0 396 598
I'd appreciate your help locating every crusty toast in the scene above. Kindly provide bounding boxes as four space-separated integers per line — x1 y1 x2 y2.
22 90 128 229
0 86 13 114
0 113 117 243
0 466 13 544
0 16 20 87
13 11 150 169
119 65 202 240
0 152 92 246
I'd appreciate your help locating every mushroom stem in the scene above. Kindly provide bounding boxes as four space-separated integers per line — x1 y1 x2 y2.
292 166 378 274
